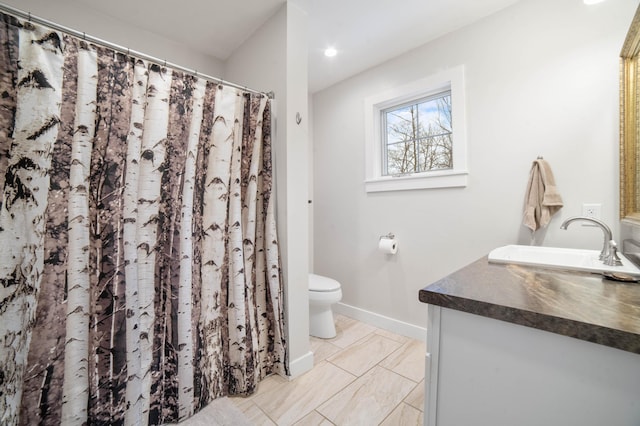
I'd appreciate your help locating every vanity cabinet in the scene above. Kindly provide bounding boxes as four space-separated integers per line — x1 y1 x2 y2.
419 258 640 426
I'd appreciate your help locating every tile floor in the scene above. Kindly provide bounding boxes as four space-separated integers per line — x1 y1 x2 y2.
229 314 426 425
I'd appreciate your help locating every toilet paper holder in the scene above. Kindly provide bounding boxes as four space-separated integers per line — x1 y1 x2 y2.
380 233 395 240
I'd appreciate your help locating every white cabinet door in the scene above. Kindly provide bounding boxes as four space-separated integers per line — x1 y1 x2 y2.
425 306 640 426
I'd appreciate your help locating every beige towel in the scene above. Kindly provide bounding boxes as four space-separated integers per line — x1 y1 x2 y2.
523 159 563 232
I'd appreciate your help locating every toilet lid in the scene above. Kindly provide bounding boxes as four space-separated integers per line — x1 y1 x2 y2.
309 273 341 292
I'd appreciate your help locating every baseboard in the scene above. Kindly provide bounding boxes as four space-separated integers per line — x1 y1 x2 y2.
334 302 427 342
287 350 314 379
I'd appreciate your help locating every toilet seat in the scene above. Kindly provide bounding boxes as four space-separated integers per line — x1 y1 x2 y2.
309 273 341 292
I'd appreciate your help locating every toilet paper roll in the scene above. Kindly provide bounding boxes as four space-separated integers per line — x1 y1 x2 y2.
378 238 398 255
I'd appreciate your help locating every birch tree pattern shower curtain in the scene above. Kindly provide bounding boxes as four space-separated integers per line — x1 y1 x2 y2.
0 13 287 426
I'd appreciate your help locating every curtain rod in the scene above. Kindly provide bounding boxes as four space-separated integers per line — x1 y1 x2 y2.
0 2 274 99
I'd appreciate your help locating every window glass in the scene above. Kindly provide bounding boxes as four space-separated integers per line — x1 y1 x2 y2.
383 91 452 176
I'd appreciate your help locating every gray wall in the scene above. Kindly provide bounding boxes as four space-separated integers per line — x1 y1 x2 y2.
311 0 639 328
5 0 225 77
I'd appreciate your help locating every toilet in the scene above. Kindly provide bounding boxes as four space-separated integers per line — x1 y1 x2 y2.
308 273 342 339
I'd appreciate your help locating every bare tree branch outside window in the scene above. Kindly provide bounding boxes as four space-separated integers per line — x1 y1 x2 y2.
384 92 452 175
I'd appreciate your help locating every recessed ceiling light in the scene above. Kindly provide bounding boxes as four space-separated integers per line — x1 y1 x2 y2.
583 0 606 4
324 47 337 57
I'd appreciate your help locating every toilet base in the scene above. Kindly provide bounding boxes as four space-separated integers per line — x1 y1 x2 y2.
309 305 337 339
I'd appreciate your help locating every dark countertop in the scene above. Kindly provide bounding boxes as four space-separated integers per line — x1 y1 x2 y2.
419 256 640 354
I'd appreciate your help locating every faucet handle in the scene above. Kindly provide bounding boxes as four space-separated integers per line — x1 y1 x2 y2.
604 240 623 267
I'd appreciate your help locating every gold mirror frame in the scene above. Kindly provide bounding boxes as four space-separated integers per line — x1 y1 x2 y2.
621 4 640 222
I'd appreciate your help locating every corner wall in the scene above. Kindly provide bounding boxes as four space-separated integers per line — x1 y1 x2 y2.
312 0 638 329
225 2 312 377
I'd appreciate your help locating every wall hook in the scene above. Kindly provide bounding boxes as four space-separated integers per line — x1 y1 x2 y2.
296 112 302 125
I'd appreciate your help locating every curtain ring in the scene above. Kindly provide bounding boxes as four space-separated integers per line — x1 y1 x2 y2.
28 12 32 22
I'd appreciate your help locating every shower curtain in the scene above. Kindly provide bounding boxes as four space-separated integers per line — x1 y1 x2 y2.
0 12 287 426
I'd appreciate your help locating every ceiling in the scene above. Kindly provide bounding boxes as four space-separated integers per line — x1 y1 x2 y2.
74 0 520 93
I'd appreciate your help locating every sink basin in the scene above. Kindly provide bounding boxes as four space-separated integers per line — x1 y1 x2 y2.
488 245 640 276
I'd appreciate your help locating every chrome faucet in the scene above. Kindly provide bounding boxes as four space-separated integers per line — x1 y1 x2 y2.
560 216 622 266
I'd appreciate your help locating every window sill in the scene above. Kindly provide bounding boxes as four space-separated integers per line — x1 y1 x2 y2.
364 170 468 193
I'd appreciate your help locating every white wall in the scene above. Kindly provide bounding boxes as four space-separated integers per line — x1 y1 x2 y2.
312 0 639 328
308 98 315 271
2 0 224 77
225 2 312 377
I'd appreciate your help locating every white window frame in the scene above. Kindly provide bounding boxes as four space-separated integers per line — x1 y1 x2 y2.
364 65 468 192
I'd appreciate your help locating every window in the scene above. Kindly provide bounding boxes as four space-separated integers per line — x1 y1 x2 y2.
383 91 452 176
364 66 467 192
